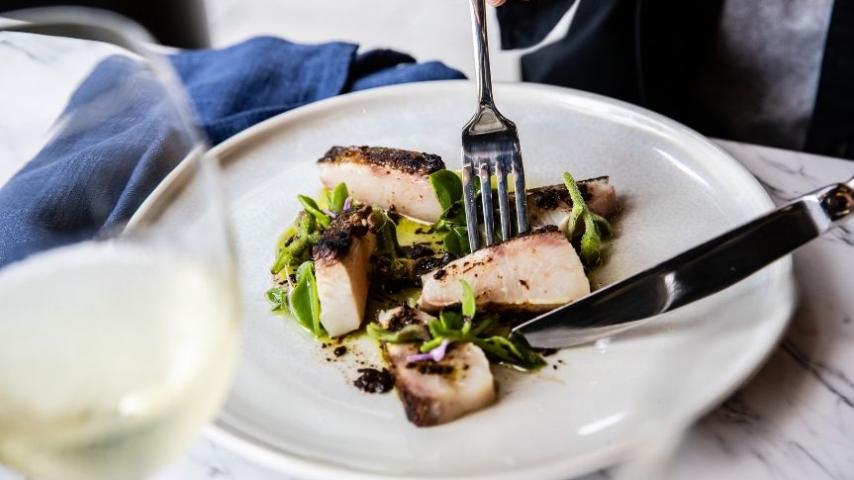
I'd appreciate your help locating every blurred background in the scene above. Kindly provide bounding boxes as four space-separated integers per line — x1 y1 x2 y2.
0 0 525 185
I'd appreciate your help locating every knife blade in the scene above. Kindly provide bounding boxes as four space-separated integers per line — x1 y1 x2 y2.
513 177 854 349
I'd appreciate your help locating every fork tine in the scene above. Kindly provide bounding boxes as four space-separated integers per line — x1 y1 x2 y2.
461 151 480 252
511 148 529 233
477 156 496 246
494 155 512 241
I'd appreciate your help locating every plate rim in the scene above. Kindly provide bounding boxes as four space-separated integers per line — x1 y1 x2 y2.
130 80 794 480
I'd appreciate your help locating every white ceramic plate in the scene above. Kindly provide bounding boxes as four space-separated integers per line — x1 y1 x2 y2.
133 81 794 480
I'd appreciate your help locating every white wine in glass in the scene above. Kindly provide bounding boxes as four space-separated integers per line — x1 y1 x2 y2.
0 8 239 480
0 242 238 480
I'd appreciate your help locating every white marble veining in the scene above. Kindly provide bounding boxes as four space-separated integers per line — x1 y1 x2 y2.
2 8 854 480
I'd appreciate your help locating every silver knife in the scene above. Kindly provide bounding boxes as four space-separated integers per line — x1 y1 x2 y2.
513 177 854 349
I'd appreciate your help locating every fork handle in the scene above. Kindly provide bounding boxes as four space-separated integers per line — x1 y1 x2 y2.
469 0 496 109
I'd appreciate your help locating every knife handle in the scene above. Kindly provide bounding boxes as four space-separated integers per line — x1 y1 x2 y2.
823 176 854 222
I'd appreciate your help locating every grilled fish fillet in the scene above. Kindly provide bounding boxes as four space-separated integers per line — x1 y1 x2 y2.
525 176 618 230
419 226 590 313
313 206 376 337
317 146 446 222
378 306 496 426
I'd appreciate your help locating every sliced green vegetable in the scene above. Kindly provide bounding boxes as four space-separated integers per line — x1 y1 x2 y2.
271 213 319 275
562 172 612 267
429 169 463 210
329 182 349 212
297 194 331 228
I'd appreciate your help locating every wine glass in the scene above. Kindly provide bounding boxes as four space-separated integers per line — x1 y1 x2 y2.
0 8 239 480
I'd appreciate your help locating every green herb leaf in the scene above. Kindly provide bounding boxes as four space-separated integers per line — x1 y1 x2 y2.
470 314 496 336
329 183 349 212
443 226 470 257
429 169 463 210
297 195 331 228
474 335 546 370
288 269 313 331
303 263 322 336
265 286 288 312
460 279 476 319
367 323 428 343
371 208 408 279
440 310 464 331
288 261 325 337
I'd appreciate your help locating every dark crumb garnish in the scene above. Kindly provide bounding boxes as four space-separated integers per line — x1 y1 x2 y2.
386 206 402 223
401 243 434 259
535 348 558 357
433 268 447 280
413 253 453 277
406 362 454 375
552 364 558 370
385 304 421 332
354 368 395 394
333 346 347 357
312 206 372 262
370 256 421 293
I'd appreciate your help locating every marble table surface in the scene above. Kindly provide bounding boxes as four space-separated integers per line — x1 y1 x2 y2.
1 30 853 480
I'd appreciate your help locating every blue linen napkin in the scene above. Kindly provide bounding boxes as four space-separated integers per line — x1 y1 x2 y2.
0 36 464 267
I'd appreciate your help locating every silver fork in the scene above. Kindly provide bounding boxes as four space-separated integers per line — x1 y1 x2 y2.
462 0 529 252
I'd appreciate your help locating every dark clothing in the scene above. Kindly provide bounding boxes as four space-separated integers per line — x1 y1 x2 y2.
497 0 854 159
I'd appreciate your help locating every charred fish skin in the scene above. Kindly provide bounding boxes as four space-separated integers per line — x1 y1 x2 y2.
317 146 446 223
313 206 376 338
377 306 496 427
318 146 445 176
419 226 591 313
525 177 618 230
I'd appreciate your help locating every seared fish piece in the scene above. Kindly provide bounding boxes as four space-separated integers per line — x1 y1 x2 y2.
525 176 618 230
318 146 445 222
312 206 376 337
419 226 590 313
378 306 496 427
